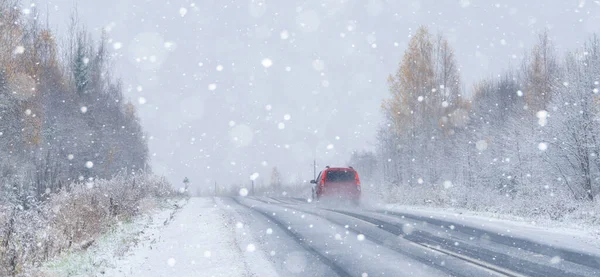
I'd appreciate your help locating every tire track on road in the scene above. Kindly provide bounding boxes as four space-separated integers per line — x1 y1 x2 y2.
231 197 352 277
286 204 500 277
253 199 499 277
329 209 585 277
375 209 600 271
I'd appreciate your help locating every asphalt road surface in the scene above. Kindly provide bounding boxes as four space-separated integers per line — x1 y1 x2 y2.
216 196 600 277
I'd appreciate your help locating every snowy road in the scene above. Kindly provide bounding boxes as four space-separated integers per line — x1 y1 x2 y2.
109 197 600 277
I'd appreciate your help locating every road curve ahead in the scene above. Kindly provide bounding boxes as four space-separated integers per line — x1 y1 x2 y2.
218 196 600 277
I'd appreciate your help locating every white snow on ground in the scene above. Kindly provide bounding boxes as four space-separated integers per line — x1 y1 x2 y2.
382 204 600 256
42 197 261 277
214 198 279 277
40 198 184 277
102 197 255 277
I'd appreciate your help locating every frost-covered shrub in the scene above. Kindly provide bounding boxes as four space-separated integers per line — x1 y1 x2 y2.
0 172 178 276
382 179 595 227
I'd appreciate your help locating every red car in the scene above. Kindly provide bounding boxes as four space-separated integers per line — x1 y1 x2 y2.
311 166 361 204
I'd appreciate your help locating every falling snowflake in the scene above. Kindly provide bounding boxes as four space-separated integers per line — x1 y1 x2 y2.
239 188 249 196
357 234 365 241
167 258 176 267
538 142 548 151
14 46 25 54
284 114 291 121
179 7 188 17
261 58 273 68
85 161 94 169
443 181 453 189
536 110 548 126
138 97 147 105
266 228 273 234
246 244 256 252
164 42 175 49
476 140 488 151
280 30 290 40
113 42 122 50
312 59 325 71
278 123 285 130
208 83 217 91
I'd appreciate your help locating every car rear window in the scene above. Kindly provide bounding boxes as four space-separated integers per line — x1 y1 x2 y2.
325 170 356 182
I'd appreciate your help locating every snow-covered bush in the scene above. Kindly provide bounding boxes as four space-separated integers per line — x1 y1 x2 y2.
380 178 597 226
0 173 179 276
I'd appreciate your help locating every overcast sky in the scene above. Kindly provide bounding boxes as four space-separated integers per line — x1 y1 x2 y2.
36 0 600 192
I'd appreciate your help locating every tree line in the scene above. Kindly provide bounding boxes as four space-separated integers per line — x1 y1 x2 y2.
0 2 165 274
0 1 149 203
358 26 600 217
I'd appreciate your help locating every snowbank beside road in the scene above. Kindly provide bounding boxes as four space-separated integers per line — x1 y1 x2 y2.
381 204 600 257
102 197 252 277
40 198 185 277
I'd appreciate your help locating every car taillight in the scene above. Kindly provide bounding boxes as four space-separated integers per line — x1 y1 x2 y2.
355 172 360 185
